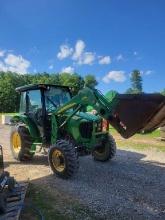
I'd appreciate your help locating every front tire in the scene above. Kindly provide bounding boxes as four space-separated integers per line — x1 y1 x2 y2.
92 134 116 161
10 125 34 161
48 140 79 178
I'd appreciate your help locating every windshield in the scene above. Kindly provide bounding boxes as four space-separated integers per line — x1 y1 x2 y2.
45 87 71 112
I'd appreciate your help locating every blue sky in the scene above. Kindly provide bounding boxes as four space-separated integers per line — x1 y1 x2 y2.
0 0 164 93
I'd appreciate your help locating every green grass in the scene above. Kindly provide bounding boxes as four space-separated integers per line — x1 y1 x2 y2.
109 126 165 152
109 126 160 138
117 140 165 152
0 113 17 115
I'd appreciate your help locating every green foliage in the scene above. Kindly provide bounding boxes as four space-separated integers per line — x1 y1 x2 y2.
125 88 134 94
0 72 26 112
59 73 84 95
84 74 98 88
161 89 165 96
126 70 143 94
0 71 97 112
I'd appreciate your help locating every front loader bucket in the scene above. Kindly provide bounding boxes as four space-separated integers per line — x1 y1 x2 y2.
109 93 165 138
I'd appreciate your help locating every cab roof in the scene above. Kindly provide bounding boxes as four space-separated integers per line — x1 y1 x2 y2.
16 84 70 92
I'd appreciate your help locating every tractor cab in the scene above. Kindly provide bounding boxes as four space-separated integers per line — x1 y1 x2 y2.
16 84 72 142
18 84 71 114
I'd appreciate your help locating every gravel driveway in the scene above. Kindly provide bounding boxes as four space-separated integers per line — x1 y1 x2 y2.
0 125 165 220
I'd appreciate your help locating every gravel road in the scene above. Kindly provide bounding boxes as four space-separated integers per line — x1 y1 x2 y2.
0 125 165 220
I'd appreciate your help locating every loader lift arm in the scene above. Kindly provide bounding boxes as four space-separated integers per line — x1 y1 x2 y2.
55 87 165 138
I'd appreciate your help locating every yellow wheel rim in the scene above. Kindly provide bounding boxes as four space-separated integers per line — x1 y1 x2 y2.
12 132 21 153
52 149 65 172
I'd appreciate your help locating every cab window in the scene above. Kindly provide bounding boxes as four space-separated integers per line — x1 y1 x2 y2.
27 90 42 113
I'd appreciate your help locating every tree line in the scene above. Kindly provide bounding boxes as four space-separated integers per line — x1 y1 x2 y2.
0 71 97 112
0 70 164 113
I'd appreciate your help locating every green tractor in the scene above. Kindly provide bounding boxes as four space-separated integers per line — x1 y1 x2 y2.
10 84 165 178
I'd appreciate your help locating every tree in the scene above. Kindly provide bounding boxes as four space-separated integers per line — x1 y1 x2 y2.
84 74 98 88
59 73 84 95
161 89 165 96
0 72 26 112
126 70 143 94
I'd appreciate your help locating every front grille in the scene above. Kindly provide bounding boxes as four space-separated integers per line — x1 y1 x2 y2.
95 120 103 132
79 122 93 138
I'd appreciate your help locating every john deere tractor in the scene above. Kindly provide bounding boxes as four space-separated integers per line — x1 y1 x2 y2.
10 84 165 178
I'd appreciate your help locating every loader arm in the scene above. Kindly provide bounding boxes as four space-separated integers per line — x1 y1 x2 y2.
55 87 165 138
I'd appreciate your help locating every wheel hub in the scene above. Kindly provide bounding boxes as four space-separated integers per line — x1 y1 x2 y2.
52 149 65 172
12 132 21 153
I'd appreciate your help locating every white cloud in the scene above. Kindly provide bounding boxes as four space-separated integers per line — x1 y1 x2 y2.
74 40 96 65
78 52 95 65
56 40 96 65
72 40 95 65
98 56 111 65
83 52 95 64
144 70 153 75
72 40 86 60
49 64 54 70
0 53 30 74
0 50 5 57
102 71 126 83
4 54 30 74
61 66 74 74
140 70 153 76
57 39 114 66
57 44 73 60
116 54 124 61
133 51 138 56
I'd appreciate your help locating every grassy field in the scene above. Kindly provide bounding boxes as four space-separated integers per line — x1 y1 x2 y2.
110 127 165 152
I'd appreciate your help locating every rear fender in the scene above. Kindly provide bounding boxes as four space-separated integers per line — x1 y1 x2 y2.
11 115 41 141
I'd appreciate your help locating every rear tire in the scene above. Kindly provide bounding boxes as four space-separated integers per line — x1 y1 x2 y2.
48 140 79 179
92 134 116 161
10 125 34 161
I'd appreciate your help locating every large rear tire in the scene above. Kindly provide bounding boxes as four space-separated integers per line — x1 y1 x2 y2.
92 134 116 161
10 125 34 161
48 140 79 179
